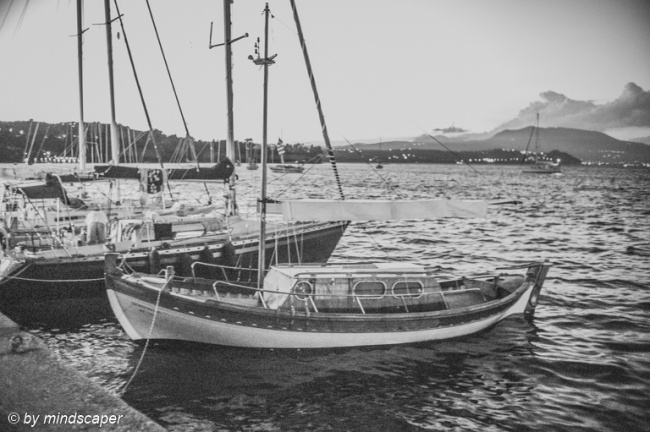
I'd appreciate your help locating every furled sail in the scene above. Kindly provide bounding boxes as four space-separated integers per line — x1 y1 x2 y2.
93 158 235 182
13 181 67 200
10 175 87 208
281 199 488 221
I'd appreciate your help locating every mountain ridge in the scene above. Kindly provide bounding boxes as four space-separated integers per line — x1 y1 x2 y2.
351 126 650 164
2 120 649 165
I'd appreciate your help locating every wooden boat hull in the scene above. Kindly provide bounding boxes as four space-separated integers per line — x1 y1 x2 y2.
105 262 549 349
0 221 347 301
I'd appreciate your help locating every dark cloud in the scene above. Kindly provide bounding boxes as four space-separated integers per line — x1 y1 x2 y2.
494 82 650 132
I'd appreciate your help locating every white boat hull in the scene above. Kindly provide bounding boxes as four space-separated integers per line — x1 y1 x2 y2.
106 271 541 349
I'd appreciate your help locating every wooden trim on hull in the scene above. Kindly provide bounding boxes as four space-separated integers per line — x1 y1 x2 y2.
106 273 537 349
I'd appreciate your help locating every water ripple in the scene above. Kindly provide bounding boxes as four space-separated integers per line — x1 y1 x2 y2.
4 165 650 431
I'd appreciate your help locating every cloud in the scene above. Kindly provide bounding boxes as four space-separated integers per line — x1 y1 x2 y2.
494 82 650 133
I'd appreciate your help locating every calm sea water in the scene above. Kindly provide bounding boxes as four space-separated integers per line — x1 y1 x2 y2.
8 163 650 431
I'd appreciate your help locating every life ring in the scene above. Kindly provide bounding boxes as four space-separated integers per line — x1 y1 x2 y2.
294 281 313 301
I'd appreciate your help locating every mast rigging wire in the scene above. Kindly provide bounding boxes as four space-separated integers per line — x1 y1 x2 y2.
144 0 202 174
272 12 519 203
0 0 16 32
13 0 30 38
289 0 345 201
113 0 173 200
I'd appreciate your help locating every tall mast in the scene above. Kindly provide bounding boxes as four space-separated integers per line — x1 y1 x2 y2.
534 112 540 162
76 0 86 172
209 1 248 215
223 0 237 215
104 0 120 166
104 0 121 203
251 3 275 287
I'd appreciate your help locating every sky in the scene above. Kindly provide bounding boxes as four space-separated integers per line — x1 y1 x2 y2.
1 0 649 144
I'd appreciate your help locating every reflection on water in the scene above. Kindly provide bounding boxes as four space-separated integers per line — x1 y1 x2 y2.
4 164 650 431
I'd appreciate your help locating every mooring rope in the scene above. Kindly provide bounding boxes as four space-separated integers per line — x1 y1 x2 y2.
121 276 169 395
2 275 104 283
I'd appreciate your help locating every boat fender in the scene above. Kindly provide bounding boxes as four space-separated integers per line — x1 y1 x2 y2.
289 296 296 326
199 245 216 264
217 242 237 267
178 253 193 278
149 247 161 275
105 253 121 275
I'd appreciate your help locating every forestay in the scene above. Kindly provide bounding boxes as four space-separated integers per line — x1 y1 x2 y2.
280 199 488 221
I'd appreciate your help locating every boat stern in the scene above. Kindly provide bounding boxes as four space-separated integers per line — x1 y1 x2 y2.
523 263 551 314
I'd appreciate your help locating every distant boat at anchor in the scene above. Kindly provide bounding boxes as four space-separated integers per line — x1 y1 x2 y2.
270 164 304 174
270 138 304 173
522 113 562 174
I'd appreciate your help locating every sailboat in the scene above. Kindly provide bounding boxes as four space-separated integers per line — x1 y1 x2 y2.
522 113 562 174
104 1 551 349
245 140 259 170
104 198 550 348
269 139 304 174
0 0 347 302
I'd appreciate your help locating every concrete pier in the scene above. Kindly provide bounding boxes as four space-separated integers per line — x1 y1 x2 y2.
0 312 165 431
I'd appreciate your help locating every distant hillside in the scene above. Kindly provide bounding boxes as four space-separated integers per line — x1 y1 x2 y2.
332 147 580 165
2 120 648 166
630 136 650 145
359 127 650 164
0 120 320 164
485 128 650 164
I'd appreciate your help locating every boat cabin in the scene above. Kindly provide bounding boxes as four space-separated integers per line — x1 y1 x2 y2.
261 264 515 313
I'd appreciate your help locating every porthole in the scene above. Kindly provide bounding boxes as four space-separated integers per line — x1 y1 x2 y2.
392 281 423 298
353 281 386 298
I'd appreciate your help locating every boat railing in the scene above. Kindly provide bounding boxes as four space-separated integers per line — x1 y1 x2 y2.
190 261 259 284
159 265 533 313
190 261 231 281
289 270 433 279
192 277 492 314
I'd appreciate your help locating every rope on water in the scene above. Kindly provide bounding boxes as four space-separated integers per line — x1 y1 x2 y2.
121 276 170 395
